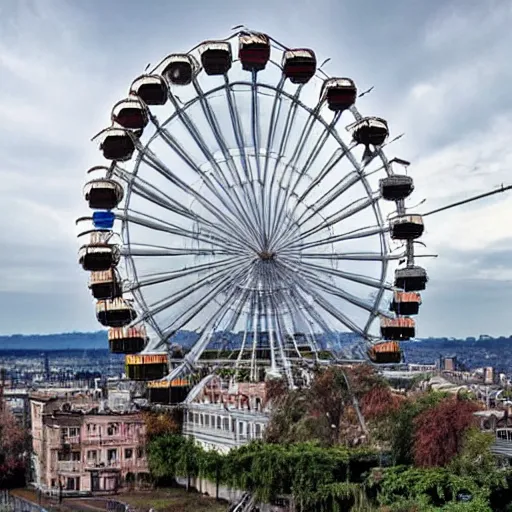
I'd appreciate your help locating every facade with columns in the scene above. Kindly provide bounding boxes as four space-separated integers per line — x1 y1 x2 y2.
182 376 270 453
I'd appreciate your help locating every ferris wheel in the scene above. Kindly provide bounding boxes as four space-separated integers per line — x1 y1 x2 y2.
77 29 428 388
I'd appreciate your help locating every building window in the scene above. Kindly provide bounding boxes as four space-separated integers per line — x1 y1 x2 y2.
87 450 97 462
51 479 56 488
107 449 118 463
125 448 133 459
255 397 262 411
137 447 144 459
188 412 193 423
238 422 245 435
69 427 79 437
107 423 119 436
255 424 261 438
72 451 80 461
223 418 229 431
66 477 80 491
87 424 97 434
216 416 221 429
200 414 204 426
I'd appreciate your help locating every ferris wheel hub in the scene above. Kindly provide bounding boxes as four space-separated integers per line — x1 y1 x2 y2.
258 250 276 261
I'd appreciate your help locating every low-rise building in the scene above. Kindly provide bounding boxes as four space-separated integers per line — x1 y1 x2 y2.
183 375 269 453
30 391 149 496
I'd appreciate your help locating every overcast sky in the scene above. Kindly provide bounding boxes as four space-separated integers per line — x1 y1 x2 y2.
0 0 510 338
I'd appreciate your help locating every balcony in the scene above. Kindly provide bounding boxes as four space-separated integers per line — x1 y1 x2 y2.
60 435 81 446
57 461 81 473
82 434 140 446
84 459 121 471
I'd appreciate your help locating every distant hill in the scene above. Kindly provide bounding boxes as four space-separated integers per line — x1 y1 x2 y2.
402 335 512 373
1 331 511 372
0 331 108 350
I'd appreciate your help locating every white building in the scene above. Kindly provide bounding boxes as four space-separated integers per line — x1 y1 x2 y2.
182 375 270 453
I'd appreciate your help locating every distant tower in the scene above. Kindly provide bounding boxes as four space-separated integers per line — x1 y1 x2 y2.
43 352 50 381
0 367 5 412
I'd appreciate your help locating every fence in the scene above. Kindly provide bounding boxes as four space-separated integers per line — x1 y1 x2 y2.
0 490 49 512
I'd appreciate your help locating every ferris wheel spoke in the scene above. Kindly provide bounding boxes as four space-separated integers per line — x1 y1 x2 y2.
289 224 389 252
130 256 248 290
120 209 250 254
190 79 263 243
296 146 353 205
296 281 366 337
269 113 342 248
275 258 386 318
285 281 339 341
265 270 305 378
122 244 234 257
176 284 251 361
141 258 253 325
265 88 304 245
299 267 388 318
123 180 257 251
298 260 393 290
137 147 248 238
161 92 263 242
296 168 368 228
279 193 380 250
223 76 265 244
251 70 264 183
301 250 405 261
138 137 261 248
153 124 262 243
267 299 294 385
267 107 324 247
115 163 251 245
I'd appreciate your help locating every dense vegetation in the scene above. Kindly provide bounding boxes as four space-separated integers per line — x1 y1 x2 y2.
0 406 30 488
145 365 512 511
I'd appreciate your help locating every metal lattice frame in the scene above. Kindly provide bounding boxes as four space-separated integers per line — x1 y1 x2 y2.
85 29 422 385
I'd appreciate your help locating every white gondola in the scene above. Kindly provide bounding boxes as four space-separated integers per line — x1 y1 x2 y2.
199 41 232 75
78 232 120 272
390 214 424 240
108 326 148 354
111 96 148 131
379 175 414 201
351 116 389 146
96 297 137 327
95 127 135 162
88 269 121 300
130 74 168 105
380 317 415 341
238 32 270 71
161 54 199 85
320 77 357 111
394 266 428 292
282 49 316 84
84 178 124 210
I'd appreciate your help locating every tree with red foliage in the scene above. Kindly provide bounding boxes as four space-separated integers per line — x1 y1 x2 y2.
0 405 30 487
413 396 480 468
143 410 182 440
360 385 402 421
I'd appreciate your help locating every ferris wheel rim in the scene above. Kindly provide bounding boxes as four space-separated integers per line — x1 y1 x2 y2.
80 29 427 381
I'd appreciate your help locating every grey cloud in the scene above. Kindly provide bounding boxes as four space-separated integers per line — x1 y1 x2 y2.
0 0 510 338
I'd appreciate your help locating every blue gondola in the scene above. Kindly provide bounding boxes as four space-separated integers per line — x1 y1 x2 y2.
93 211 115 230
